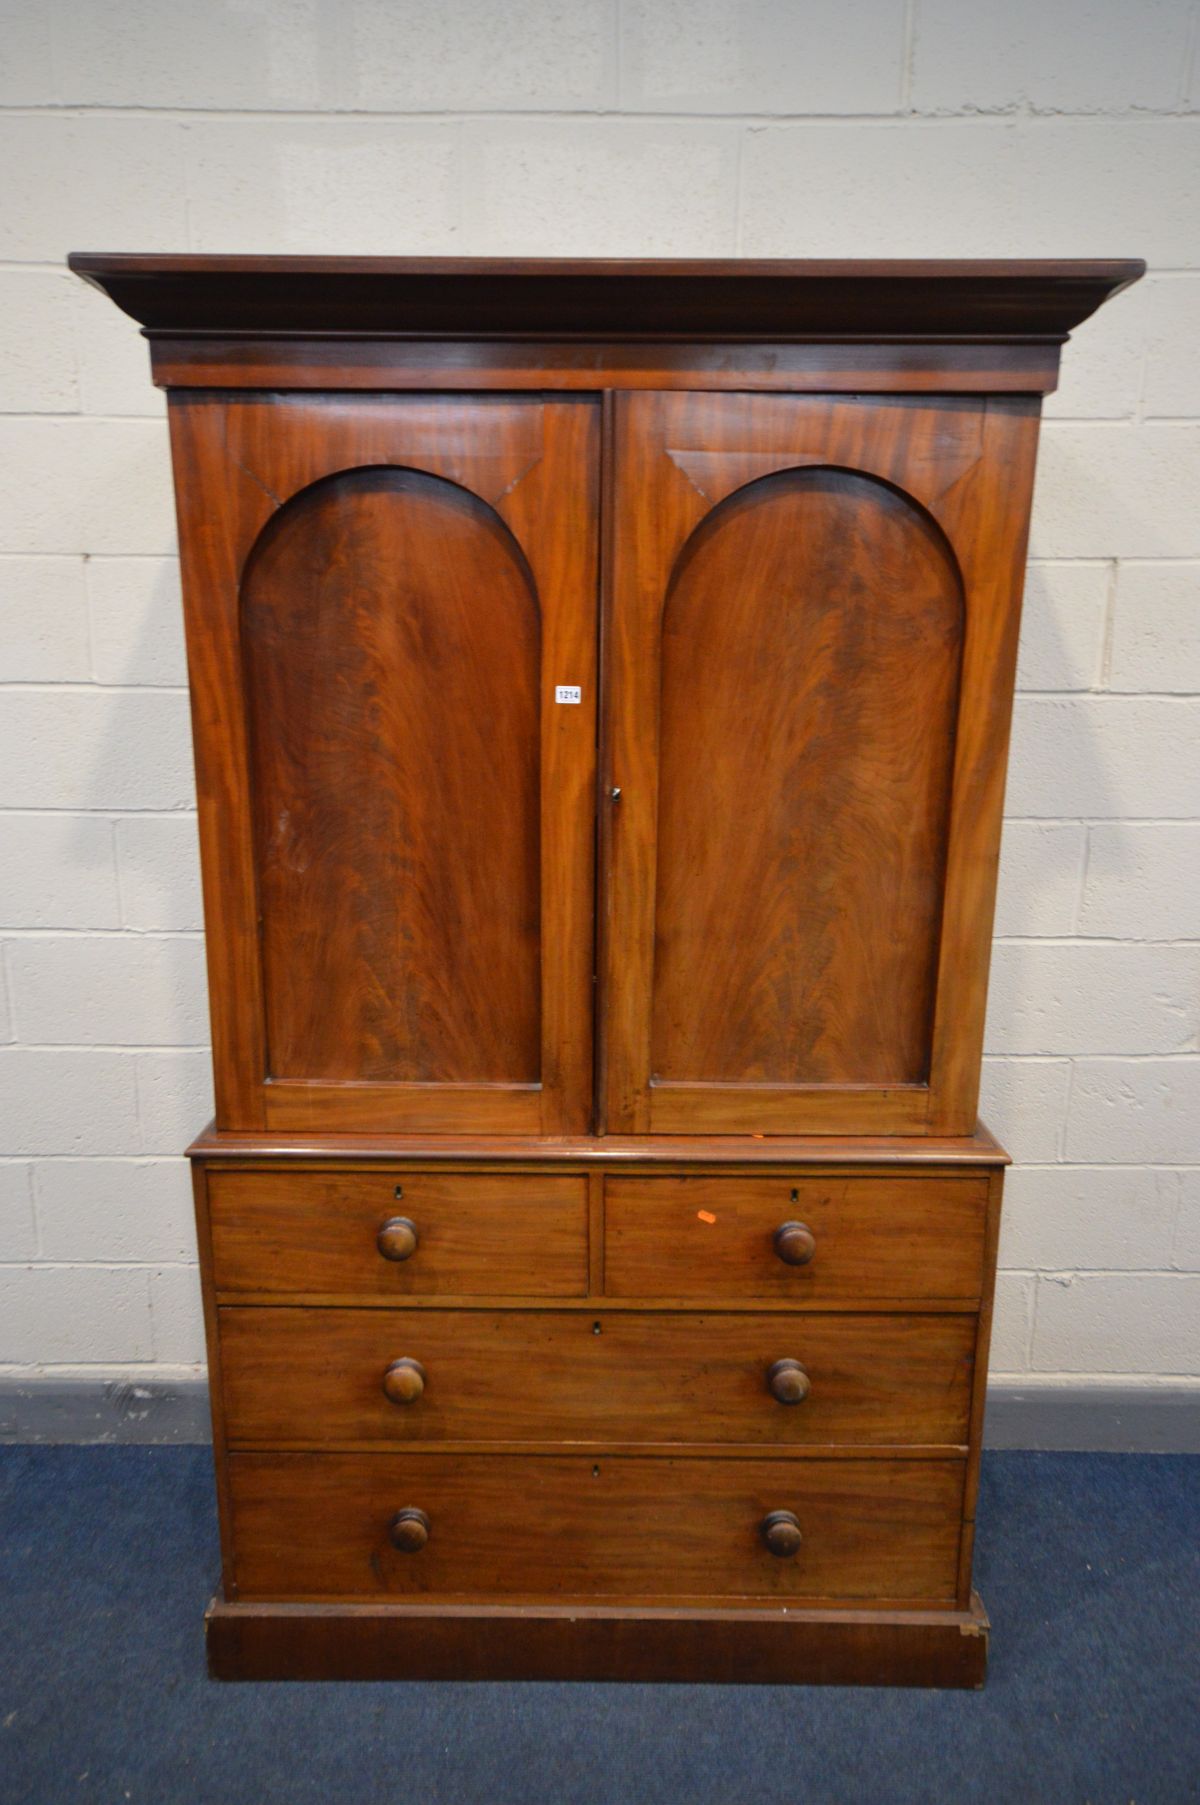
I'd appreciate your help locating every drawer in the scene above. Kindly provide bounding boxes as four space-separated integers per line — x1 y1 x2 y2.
228 1452 964 1603
219 1307 975 1448
604 1175 987 1302
207 1170 588 1298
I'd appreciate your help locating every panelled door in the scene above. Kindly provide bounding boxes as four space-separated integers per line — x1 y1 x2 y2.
171 393 599 1134
600 389 1040 1137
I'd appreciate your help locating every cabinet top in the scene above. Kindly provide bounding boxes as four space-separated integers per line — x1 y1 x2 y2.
68 253 1143 341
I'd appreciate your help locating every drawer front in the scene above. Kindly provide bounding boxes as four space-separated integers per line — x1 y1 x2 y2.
207 1170 588 1297
228 1452 964 1603
604 1175 987 1302
219 1307 975 1448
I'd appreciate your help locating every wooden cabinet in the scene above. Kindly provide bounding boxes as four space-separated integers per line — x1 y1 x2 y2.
71 253 1142 1686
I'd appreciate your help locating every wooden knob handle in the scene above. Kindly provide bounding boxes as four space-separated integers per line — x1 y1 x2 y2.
388 1507 430 1553
761 1509 803 1558
382 1357 426 1405
767 1358 810 1405
773 1220 816 1266
377 1216 418 1262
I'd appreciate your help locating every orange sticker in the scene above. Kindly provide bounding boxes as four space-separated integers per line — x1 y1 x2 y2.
697 1210 717 1224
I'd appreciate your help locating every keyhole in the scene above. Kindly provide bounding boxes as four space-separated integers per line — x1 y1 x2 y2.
592 1321 602 1335
394 1185 404 1200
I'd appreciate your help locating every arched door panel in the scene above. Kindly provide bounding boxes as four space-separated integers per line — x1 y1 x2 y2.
652 466 962 1089
242 466 542 1089
600 389 1039 1136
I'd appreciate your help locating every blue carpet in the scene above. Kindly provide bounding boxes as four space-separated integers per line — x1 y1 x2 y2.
0 1448 1196 1804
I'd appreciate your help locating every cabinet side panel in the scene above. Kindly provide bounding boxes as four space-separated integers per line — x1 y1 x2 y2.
190 1159 238 1599
926 400 1042 1133
957 1166 1005 1605
169 396 268 1128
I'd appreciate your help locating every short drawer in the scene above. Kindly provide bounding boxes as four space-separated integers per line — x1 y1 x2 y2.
207 1170 588 1298
228 1452 964 1603
219 1307 975 1448
603 1175 987 1303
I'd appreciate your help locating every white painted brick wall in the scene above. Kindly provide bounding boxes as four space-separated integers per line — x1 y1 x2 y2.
7 934 209 1046
0 1164 37 1261
1079 825 1200 940
1031 1274 1200 1373
0 0 1196 1392
86 560 187 687
1108 563 1200 691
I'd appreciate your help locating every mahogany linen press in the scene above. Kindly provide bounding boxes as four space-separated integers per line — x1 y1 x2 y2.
70 254 1143 1685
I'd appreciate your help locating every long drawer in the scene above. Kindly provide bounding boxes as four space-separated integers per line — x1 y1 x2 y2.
228 1452 964 1603
207 1169 588 1297
604 1174 987 1302
219 1307 975 1447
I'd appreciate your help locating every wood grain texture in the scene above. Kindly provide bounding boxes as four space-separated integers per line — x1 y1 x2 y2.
167 403 267 1129
147 338 1064 394
652 465 961 1088
207 1169 588 1298
169 392 598 1134
218 1307 975 1448
68 252 1144 340
603 1174 986 1302
601 390 1040 1137
243 465 540 1086
925 401 1041 1133
190 1159 239 1600
209 1298 977 1319
188 1126 1009 1165
205 1592 989 1686
228 1451 964 1604
260 1081 544 1134
957 1165 1006 1605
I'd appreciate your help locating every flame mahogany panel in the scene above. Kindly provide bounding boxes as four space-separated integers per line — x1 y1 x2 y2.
652 466 963 1088
242 466 541 1087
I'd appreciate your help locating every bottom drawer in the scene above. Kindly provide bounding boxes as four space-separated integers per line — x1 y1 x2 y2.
228 1453 964 1605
